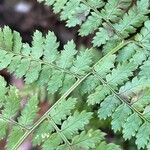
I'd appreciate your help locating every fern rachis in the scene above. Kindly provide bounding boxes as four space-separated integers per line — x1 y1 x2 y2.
0 0 150 150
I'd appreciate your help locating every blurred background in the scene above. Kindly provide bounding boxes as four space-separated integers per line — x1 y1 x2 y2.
0 0 137 150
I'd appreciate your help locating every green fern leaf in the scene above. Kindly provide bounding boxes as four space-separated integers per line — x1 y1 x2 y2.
7 56 21 73
53 0 68 13
71 130 105 149
119 77 150 99
80 75 99 94
87 85 111 105
6 127 24 150
22 43 31 56
79 12 102 36
37 65 52 86
0 120 7 140
57 40 77 69
139 59 150 79
136 122 150 149
61 111 92 139
114 0 149 38
14 58 30 79
13 31 22 53
94 141 121 150
0 53 14 70
111 104 132 132
3 26 13 51
106 62 136 87
60 0 80 20
70 49 93 75
94 54 116 78
31 31 44 59
66 4 90 27
101 0 131 22
86 0 105 8
98 95 121 119
47 70 64 94
42 133 62 150
135 20 150 48
49 97 77 125
60 75 76 94
17 95 39 126
123 113 142 140
92 28 110 46
117 43 137 62
0 76 7 107
43 31 59 63
25 61 41 83
32 121 54 146
2 87 20 118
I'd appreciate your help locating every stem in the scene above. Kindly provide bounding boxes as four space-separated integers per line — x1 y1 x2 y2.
0 115 29 130
11 37 128 150
93 40 131 68
94 72 150 124
6 50 81 79
11 73 91 150
47 116 73 150
81 0 124 40
11 37 130 150
130 40 150 51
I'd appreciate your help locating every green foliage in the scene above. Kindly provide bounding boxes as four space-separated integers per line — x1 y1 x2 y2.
38 0 149 46
0 0 150 149
114 0 149 38
0 76 39 149
135 20 150 48
94 141 121 150
0 76 116 150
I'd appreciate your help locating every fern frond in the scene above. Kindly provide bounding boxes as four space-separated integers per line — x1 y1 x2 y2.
6 127 24 150
79 12 102 36
80 75 99 94
114 0 149 38
94 141 121 150
2 86 20 119
139 59 150 79
0 27 95 95
92 28 110 47
35 97 108 150
87 85 111 105
135 122 150 149
49 97 77 125
119 77 150 99
0 76 40 149
42 133 62 150
37 0 133 47
61 111 92 139
71 130 105 150
116 43 138 62
135 20 150 48
98 95 121 120
94 54 116 78
1 0 150 149
37 0 149 48
1 10 150 149
101 0 131 23
111 103 132 132
17 95 39 126
123 113 142 140
0 75 118 150
32 120 54 146
56 130 106 150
